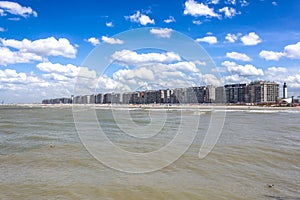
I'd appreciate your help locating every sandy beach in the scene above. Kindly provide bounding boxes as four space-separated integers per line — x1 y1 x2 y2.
1 103 300 111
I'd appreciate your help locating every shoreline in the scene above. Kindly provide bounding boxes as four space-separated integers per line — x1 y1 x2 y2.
1 103 300 111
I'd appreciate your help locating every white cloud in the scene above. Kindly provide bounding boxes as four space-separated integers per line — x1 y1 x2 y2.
0 27 5 32
286 74 300 89
150 28 173 38
0 1 37 18
0 62 99 103
126 11 155 25
0 68 49 91
1 37 77 58
226 0 236 5
260 42 300 61
226 52 251 61
93 49 218 92
86 37 100 46
37 62 97 96
192 20 202 25
196 36 218 44
193 60 206 66
168 61 199 73
225 33 240 43
202 74 223 86
0 68 27 83
111 50 181 66
219 7 240 18
272 1 278 6
113 67 155 81
210 0 219 4
101 36 124 45
97 75 120 90
8 17 20 21
240 32 262 46
0 9 5 16
106 22 113 27
184 0 220 18
266 67 287 76
164 16 175 23
100 60 205 92
222 61 264 76
0 47 42 66
36 62 79 77
223 74 250 84
259 50 284 61
240 0 249 7
284 42 300 59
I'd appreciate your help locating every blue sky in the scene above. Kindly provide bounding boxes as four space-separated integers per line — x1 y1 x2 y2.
0 0 300 103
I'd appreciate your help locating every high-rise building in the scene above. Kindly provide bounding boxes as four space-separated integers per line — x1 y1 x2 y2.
224 84 247 104
246 81 279 104
215 86 225 103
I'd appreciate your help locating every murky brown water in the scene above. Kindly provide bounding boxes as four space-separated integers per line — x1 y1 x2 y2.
0 106 299 199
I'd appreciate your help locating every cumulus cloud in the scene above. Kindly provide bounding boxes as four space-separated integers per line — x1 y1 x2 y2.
196 36 218 44
111 50 181 66
125 11 155 25
266 67 287 76
150 28 173 38
223 74 250 84
284 42 300 59
0 27 5 32
0 62 99 103
36 62 79 77
226 52 251 61
260 42 300 61
202 74 223 86
259 50 284 61
210 0 219 4
219 7 240 18
164 16 175 23
0 68 49 90
86 37 100 46
222 61 264 76
225 33 240 43
192 20 202 25
0 68 27 84
241 32 262 46
91 49 220 92
0 1 37 18
101 36 124 45
0 47 42 66
168 61 199 73
240 0 249 7
226 0 236 5
98 61 206 92
37 62 97 96
193 60 206 66
113 67 155 81
184 0 220 18
106 22 113 27
1 37 77 58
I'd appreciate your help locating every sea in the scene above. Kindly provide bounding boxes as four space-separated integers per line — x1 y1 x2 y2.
0 105 299 200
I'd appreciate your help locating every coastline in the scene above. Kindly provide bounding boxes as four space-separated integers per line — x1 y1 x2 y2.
1 103 300 111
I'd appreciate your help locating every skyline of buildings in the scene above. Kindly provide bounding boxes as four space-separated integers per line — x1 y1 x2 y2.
42 80 287 105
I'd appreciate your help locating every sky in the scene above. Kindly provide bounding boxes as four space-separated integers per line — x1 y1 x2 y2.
0 0 300 103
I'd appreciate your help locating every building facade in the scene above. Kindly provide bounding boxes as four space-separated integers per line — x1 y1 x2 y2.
42 81 280 105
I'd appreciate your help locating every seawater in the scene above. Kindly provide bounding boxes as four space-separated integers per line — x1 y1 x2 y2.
0 106 299 200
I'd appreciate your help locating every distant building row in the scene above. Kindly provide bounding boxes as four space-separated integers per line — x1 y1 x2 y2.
42 81 280 105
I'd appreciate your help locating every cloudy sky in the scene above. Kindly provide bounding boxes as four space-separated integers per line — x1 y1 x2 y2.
0 0 299 103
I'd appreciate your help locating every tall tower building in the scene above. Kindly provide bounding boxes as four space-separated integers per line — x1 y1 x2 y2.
283 82 287 98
